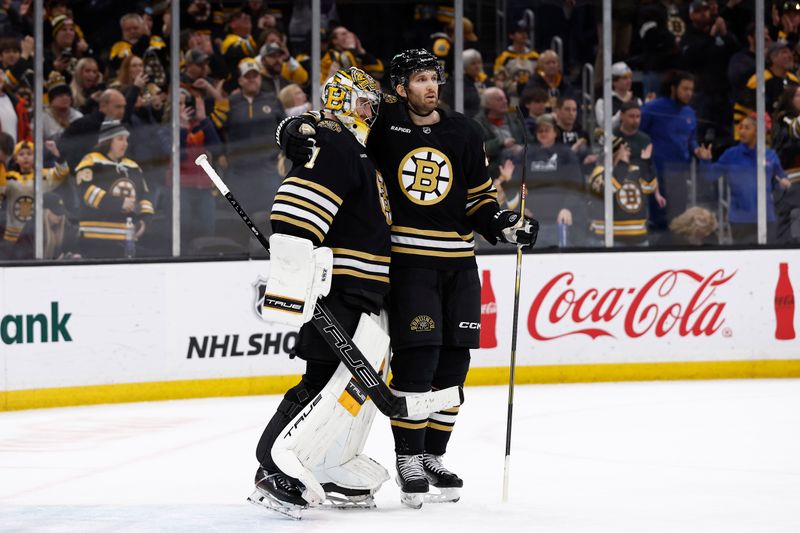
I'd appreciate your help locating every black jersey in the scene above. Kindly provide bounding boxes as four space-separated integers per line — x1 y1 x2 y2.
366 96 500 270
270 117 392 297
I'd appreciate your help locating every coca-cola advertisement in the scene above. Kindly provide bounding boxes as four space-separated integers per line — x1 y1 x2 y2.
474 250 799 371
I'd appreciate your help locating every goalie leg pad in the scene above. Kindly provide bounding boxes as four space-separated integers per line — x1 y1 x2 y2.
271 313 390 505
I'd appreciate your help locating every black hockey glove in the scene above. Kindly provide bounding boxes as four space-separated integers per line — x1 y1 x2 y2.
275 115 317 165
491 210 539 248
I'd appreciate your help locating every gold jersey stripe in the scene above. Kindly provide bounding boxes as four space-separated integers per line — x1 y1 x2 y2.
79 221 127 229
81 232 128 241
332 268 390 284
440 406 460 414
284 176 343 206
427 421 454 432
391 246 475 258
466 198 495 217
274 193 334 223
467 178 493 194
330 247 390 263
391 225 473 241
390 420 428 430
270 214 325 242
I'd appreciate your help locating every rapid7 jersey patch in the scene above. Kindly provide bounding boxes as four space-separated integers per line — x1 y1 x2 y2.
398 147 453 205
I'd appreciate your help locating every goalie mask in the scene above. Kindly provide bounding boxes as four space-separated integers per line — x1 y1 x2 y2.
321 67 381 146
389 48 445 92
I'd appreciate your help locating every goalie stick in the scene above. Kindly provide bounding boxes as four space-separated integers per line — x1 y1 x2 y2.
194 154 462 419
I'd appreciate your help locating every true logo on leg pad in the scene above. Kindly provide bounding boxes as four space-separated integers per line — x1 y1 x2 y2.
262 294 305 314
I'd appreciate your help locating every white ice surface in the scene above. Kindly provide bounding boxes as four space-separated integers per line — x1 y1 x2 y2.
1 380 799 533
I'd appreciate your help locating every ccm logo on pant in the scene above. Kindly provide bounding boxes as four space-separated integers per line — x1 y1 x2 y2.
458 321 481 330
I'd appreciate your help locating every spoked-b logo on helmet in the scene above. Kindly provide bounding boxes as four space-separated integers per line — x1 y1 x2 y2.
398 147 452 205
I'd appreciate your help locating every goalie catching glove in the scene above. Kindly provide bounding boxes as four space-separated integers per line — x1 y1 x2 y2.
260 233 332 327
491 210 539 248
276 114 318 166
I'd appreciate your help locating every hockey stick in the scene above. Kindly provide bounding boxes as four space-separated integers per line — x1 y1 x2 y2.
194 154 462 418
502 107 530 503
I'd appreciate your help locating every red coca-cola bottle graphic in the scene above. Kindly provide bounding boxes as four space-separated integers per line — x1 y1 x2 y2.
480 269 498 348
775 262 796 340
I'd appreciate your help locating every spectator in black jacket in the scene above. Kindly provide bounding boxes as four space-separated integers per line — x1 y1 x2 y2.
636 1 682 97
727 23 767 110
523 50 573 112
439 48 486 118
771 85 800 244
680 0 739 143
58 88 128 172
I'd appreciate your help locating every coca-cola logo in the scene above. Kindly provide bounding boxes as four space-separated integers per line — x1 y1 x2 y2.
528 269 736 341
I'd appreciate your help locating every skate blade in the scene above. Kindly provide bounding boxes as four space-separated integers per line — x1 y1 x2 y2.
248 488 305 520
423 486 460 504
322 492 377 510
399 491 424 509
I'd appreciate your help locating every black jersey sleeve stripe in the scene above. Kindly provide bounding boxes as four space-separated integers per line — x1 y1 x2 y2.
270 213 326 243
273 193 335 224
466 178 494 196
283 176 343 206
466 197 497 216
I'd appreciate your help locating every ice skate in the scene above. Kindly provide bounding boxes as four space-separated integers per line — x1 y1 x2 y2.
422 453 462 503
321 482 378 510
395 454 429 509
248 467 308 520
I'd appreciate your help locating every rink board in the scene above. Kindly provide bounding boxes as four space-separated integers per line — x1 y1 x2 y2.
1 249 798 410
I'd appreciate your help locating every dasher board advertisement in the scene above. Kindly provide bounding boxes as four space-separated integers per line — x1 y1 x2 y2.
476 249 799 367
0 261 304 395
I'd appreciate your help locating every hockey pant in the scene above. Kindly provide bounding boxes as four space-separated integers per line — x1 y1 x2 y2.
255 311 391 505
389 345 470 456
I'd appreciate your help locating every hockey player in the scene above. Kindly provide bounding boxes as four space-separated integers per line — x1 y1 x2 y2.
278 49 538 509
251 67 392 519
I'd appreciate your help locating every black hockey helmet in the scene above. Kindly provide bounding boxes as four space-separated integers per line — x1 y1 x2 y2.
389 48 445 91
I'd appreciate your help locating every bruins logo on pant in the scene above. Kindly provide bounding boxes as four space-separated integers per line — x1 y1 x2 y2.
398 147 453 205
410 314 435 332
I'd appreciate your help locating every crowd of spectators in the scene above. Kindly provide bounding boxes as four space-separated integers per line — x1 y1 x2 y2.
0 0 797 262
463 0 800 247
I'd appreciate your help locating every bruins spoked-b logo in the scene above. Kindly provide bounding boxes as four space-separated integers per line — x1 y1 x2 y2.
617 180 643 213
410 314 435 332
14 195 34 222
398 147 453 205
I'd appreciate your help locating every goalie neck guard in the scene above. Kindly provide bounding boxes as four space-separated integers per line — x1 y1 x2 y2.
321 67 381 147
389 48 445 91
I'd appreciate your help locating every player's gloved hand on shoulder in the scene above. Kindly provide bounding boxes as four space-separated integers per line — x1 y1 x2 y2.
492 210 539 248
276 115 317 165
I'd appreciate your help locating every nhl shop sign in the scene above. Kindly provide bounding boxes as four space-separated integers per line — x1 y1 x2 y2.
1 302 72 345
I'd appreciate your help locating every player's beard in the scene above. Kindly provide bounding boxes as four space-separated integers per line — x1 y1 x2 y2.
406 87 438 117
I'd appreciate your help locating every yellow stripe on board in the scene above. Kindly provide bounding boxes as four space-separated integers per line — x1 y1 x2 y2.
464 360 800 386
1 375 301 412
3 360 800 412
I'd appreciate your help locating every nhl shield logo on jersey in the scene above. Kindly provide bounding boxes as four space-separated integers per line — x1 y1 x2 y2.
398 147 453 205
410 314 435 332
